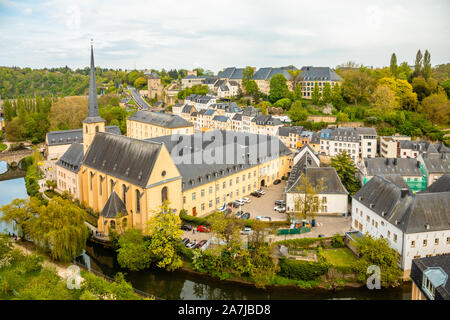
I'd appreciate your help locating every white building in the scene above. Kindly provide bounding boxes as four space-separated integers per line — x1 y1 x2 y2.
285 145 348 215
356 127 377 159
351 174 450 276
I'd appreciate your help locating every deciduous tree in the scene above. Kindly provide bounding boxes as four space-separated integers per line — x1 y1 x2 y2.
330 151 361 195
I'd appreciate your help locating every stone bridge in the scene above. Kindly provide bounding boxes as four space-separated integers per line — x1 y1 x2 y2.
0 167 26 181
0 149 36 166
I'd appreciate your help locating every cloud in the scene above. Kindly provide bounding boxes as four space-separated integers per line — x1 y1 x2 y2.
0 0 448 71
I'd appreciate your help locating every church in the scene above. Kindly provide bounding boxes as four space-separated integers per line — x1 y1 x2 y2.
56 44 292 236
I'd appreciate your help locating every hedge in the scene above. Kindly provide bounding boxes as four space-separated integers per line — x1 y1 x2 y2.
275 237 330 249
179 209 211 226
278 258 330 281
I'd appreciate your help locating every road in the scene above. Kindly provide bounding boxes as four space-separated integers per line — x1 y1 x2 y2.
128 86 152 109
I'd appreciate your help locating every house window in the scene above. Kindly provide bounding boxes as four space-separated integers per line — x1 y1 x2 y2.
435 238 439 245
394 234 397 243
388 231 391 238
136 190 141 213
209 186 213 194
122 184 127 206
322 197 327 204
192 192 196 201
411 240 415 248
183 196 186 204
423 239 427 247
209 200 212 208
201 203 205 211
447 237 450 244
201 189 205 197
161 186 168 203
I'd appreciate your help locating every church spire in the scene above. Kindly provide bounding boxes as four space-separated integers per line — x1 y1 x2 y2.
84 39 104 123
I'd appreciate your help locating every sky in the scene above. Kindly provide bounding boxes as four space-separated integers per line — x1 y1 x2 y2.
0 0 449 73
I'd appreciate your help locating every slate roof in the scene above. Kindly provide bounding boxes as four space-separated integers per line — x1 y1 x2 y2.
46 126 121 146
355 127 377 136
214 79 226 88
252 66 297 81
300 66 342 81
181 105 195 114
184 94 215 103
252 115 283 126
353 175 450 234
144 71 160 79
146 130 291 192
232 113 243 121
320 127 359 141
219 85 229 91
56 143 84 173
203 77 218 85
127 110 192 128
212 115 229 122
83 132 164 188
399 140 431 151
204 109 215 116
242 106 260 117
421 153 450 174
100 191 127 218
363 158 423 177
419 174 450 193
411 254 450 300
278 126 304 137
218 67 244 79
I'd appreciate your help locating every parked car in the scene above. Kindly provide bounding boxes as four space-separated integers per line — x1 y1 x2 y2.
274 206 286 213
229 202 240 208
235 199 245 206
241 212 250 220
242 197 251 203
197 225 211 232
180 224 192 231
236 211 244 218
197 240 207 248
275 200 286 206
186 241 197 248
181 238 190 245
256 189 265 195
273 179 281 185
250 191 261 197
256 216 271 222
240 227 253 235
318 234 326 238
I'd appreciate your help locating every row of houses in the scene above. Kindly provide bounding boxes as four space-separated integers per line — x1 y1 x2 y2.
181 66 342 98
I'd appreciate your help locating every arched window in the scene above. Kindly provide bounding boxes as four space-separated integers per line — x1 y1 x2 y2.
110 220 116 229
122 184 127 206
110 179 114 193
136 190 141 213
161 186 168 203
95 125 99 132
86 126 88 133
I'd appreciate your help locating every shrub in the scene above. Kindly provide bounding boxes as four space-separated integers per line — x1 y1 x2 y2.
275 237 330 249
331 234 345 248
278 258 330 281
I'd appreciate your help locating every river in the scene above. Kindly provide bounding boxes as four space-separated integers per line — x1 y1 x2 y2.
0 160 412 300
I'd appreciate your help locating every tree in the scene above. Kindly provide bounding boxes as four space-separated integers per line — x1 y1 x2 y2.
330 151 361 195
207 212 244 248
134 77 147 90
412 76 433 101
371 85 397 116
414 50 423 77
441 79 450 98
288 100 308 123
331 83 345 110
423 50 431 80
146 202 183 271
354 236 402 288
49 96 88 130
390 53 398 77
242 66 255 89
245 79 260 97
45 180 57 192
322 83 332 104
292 175 327 221
377 77 418 111
30 197 88 262
311 82 321 105
117 228 152 271
418 93 450 125
269 74 289 103
339 68 375 105
397 62 412 81
0 198 40 239
273 98 292 110
287 69 303 92
257 101 270 115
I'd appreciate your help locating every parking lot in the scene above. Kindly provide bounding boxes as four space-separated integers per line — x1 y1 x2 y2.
230 180 288 221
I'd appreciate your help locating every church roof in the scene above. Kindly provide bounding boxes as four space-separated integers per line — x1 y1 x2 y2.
83 132 163 188
56 143 84 173
127 110 192 128
83 42 104 124
100 191 127 218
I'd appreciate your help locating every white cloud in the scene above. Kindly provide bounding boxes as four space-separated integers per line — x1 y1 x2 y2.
0 0 448 70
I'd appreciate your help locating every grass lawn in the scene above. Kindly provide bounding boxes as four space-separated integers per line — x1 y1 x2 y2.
0 143 7 152
322 248 358 267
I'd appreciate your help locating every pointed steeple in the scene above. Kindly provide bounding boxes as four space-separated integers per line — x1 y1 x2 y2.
83 39 104 123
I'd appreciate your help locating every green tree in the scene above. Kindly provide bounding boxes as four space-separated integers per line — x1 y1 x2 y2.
418 93 450 125
288 100 308 123
390 53 398 78
292 175 327 221
117 228 152 271
273 98 292 110
397 62 412 81
354 235 402 288
269 74 289 103
331 83 345 110
322 83 332 104
423 50 431 80
146 202 183 271
441 79 450 98
287 69 303 93
0 198 40 239
414 50 423 77
29 197 88 262
242 66 255 89
330 151 361 195
339 67 376 105
311 82 321 105
134 77 147 90
371 84 397 117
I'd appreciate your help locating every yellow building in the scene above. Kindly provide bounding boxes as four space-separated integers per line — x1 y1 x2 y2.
126 110 194 139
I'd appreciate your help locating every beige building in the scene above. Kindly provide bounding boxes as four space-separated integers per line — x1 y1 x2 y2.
145 72 164 101
55 143 83 198
126 110 194 139
299 66 342 99
380 135 411 158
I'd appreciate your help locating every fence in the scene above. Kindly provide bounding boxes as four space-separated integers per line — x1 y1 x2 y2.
72 261 162 300
277 227 311 236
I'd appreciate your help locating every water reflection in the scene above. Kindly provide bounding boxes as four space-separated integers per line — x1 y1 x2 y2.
84 242 411 300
